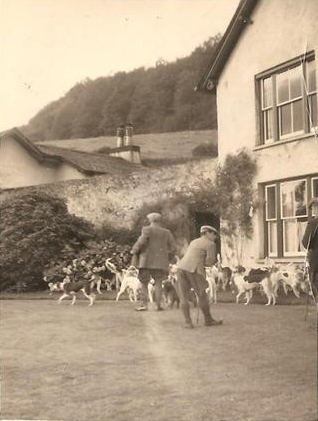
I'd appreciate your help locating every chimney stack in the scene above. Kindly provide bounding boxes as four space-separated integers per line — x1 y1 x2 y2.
124 123 133 146
110 122 141 164
116 125 125 147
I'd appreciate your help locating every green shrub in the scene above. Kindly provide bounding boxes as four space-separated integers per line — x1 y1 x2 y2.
0 192 95 291
96 223 138 245
192 142 218 157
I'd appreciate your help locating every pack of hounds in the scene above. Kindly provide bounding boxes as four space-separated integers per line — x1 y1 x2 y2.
44 254 313 307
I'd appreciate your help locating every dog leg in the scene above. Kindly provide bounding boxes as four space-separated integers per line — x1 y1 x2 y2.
71 294 76 305
213 287 217 304
127 288 134 302
236 291 243 304
291 286 300 298
116 287 125 302
245 291 251 305
148 285 154 303
88 294 95 306
265 294 271 306
58 293 69 304
96 279 102 295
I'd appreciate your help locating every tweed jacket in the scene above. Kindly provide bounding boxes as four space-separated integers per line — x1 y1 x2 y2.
177 236 216 278
131 224 176 271
302 216 318 273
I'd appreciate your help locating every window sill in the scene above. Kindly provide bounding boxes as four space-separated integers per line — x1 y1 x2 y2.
254 132 315 151
256 257 305 265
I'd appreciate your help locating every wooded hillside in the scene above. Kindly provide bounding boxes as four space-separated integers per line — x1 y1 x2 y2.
22 35 220 141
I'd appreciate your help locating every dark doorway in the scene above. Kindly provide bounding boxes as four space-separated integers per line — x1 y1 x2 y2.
190 211 220 254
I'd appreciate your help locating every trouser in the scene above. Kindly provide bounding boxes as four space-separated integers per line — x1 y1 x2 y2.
309 270 318 301
176 269 212 324
138 268 167 309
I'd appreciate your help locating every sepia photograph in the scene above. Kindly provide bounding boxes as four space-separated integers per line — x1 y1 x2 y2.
0 0 317 420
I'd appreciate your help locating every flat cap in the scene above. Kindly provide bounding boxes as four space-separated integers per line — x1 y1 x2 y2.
309 197 318 208
200 225 219 235
147 212 162 222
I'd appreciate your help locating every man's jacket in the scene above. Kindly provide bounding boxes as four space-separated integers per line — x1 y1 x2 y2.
132 225 176 271
177 236 216 278
302 217 318 273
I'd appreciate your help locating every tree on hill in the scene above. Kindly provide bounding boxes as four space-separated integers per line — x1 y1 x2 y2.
0 192 95 291
22 35 221 141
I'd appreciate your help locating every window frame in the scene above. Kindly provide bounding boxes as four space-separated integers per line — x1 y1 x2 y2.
256 51 316 145
312 177 318 197
280 178 308 257
280 178 308 220
265 184 277 257
263 174 318 258
261 78 274 143
306 59 318 131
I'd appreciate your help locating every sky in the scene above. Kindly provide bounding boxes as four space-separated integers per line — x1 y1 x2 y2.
0 0 239 131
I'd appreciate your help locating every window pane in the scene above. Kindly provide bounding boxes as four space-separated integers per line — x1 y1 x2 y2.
283 219 306 254
313 178 318 197
266 186 276 219
281 180 307 218
268 222 277 255
309 94 317 128
277 72 289 103
289 67 302 99
280 104 291 135
263 109 273 141
262 77 272 108
307 60 317 93
292 99 303 132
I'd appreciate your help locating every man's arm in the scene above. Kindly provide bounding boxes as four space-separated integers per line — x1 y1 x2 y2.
131 227 149 254
302 219 316 249
168 231 177 257
205 242 216 267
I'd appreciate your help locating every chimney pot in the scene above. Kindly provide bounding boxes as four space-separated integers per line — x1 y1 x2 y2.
116 125 125 147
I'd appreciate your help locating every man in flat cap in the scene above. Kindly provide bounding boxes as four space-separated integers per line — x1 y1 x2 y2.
302 197 318 301
176 225 223 328
131 212 176 311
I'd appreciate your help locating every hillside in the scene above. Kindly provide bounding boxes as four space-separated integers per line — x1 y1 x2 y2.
22 35 220 142
36 130 217 163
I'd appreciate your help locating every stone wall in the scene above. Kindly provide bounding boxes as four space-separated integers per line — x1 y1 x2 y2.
1 159 217 237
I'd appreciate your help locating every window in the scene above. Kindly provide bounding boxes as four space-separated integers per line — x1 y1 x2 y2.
265 185 277 256
264 175 318 257
312 177 318 197
307 60 318 130
257 52 317 145
280 179 307 256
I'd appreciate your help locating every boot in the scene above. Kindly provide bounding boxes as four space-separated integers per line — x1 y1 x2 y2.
205 318 223 326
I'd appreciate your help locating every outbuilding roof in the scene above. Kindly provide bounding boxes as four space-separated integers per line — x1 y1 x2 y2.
38 144 139 175
195 0 259 92
0 128 139 176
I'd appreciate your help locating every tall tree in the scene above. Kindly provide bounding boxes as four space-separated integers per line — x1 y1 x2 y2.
22 35 221 140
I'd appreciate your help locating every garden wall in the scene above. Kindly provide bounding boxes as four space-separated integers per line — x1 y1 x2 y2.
0 158 217 252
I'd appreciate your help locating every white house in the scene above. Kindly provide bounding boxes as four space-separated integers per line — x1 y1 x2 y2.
0 128 139 189
196 0 318 266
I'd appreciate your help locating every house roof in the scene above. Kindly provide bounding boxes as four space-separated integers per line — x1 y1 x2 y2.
195 0 259 92
38 144 139 175
0 127 60 164
0 128 140 176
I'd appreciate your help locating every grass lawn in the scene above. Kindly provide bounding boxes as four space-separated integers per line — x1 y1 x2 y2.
35 130 217 160
1 299 317 421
